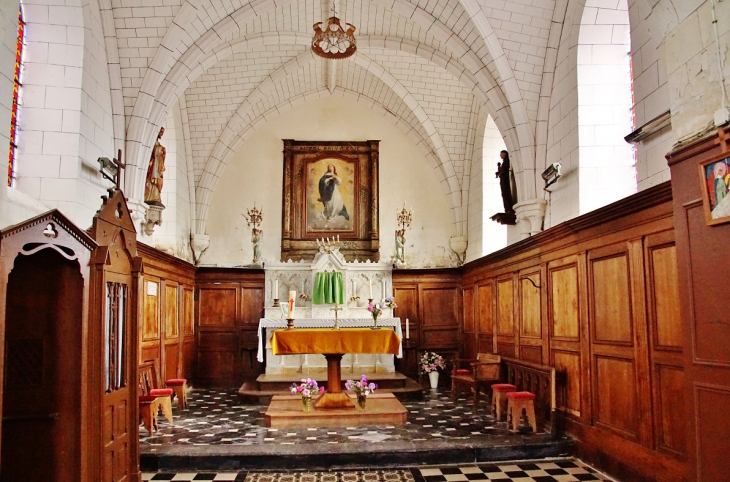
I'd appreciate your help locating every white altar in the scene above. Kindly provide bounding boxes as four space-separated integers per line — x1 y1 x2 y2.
261 244 398 375
257 318 403 375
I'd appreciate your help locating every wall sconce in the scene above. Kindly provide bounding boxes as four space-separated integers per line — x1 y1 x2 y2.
542 162 562 190
98 149 125 189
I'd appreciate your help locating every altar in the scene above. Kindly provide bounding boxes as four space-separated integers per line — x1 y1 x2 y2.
257 318 403 375
261 241 399 375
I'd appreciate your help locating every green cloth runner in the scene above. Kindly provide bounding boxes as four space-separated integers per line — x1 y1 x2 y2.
312 271 345 305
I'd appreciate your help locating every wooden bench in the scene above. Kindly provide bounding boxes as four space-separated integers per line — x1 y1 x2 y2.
499 356 566 436
139 360 174 429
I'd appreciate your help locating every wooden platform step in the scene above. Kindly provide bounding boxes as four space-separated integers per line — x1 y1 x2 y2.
265 392 407 428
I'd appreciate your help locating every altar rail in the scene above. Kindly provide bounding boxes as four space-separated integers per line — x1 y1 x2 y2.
500 357 565 437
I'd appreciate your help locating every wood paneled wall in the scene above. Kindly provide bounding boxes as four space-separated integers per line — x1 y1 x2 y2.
138 244 196 384
392 269 461 377
462 182 687 482
195 268 265 387
667 127 730 482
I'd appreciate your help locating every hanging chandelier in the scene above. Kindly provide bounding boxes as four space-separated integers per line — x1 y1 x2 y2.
312 4 357 59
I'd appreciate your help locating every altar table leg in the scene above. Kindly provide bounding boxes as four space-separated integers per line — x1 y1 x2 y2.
315 353 355 409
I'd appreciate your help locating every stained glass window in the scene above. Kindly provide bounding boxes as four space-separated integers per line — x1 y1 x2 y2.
8 5 24 187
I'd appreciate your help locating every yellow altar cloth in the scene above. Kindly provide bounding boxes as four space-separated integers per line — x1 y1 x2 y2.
271 328 400 356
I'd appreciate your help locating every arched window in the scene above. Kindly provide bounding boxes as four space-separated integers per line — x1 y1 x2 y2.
482 115 508 256
8 4 24 187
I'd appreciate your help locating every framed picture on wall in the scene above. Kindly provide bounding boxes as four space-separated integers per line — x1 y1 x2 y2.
698 155 730 226
281 140 380 261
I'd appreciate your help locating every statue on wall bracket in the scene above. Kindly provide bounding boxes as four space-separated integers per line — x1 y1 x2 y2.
280 140 380 262
491 149 518 226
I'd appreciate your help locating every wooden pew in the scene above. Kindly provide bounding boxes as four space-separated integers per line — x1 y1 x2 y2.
499 357 566 437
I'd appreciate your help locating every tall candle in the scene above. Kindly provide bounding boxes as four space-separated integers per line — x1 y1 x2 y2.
274 279 278 299
289 290 296 315
352 278 356 295
406 318 410 339
368 278 372 299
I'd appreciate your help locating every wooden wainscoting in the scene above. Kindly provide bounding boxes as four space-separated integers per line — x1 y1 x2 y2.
138 244 196 384
462 181 687 482
393 269 461 378
195 268 264 387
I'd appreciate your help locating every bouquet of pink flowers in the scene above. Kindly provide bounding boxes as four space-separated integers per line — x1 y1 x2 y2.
345 374 378 397
420 351 446 373
290 378 325 399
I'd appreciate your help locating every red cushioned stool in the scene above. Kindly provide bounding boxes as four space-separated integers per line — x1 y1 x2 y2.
149 388 174 424
491 383 516 420
166 378 188 409
506 391 536 432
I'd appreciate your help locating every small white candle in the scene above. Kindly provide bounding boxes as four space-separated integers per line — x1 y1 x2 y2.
302 279 305 292
406 318 410 339
368 278 372 299
352 278 356 294
274 279 278 299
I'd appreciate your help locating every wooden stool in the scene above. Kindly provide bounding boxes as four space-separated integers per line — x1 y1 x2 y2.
506 391 537 433
166 378 188 409
491 383 516 420
149 388 174 424
139 395 159 434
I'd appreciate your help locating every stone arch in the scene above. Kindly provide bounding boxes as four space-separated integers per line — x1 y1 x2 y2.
122 0 528 205
193 48 459 233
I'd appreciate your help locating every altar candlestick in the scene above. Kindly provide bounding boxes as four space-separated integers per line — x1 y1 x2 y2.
368 278 372 299
406 318 410 339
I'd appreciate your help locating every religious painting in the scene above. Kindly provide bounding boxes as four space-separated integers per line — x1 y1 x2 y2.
699 155 730 226
281 140 380 262
306 157 356 233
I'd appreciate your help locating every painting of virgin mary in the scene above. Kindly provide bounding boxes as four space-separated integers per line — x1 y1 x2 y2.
306 157 355 232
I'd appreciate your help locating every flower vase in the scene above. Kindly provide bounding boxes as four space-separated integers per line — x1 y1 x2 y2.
356 394 367 411
371 314 381 330
428 371 439 389
302 397 313 412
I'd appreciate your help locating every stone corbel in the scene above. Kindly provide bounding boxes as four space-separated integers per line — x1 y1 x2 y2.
141 204 164 236
191 233 210 263
513 199 547 239
126 198 148 233
449 235 468 265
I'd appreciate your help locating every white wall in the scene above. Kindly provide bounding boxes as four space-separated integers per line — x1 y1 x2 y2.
201 95 459 268
481 116 508 256
6 0 114 230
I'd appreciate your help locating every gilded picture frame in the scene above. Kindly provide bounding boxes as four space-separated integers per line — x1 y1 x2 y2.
281 140 380 261
698 154 730 226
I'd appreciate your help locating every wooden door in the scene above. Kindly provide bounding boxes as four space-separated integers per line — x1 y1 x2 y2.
141 276 161 366
393 284 418 376
1 249 82 481
239 285 264 381
196 283 239 386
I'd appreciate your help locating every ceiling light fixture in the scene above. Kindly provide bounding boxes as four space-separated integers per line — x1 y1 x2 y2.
312 2 357 59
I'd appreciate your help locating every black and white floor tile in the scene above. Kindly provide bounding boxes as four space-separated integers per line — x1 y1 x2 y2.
142 460 614 481
140 388 524 448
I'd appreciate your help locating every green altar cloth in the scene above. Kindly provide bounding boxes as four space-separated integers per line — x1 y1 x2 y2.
312 271 345 304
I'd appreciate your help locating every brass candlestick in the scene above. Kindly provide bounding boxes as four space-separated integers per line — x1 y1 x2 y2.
286 318 295 330
273 298 280 307
330 303 343 330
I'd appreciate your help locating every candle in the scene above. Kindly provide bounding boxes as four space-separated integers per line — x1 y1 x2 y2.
302 279 305 292
406 318 410 339
368 278 372 299
352 278 356 294
274 279 278 299
289 290 296 315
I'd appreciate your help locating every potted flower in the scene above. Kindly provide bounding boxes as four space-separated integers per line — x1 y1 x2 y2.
290 378 324 412
345 374 378 411
349 295 360 307
382 296 397 310
420 352 446 389
367 300 384 329
299 292 311 306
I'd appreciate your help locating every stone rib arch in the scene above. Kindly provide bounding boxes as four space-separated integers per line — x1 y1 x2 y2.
194 49 458 233
122 0 527 204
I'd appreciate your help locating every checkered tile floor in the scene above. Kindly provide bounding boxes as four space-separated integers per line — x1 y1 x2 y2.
140 388 536 449
142 460 614 481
